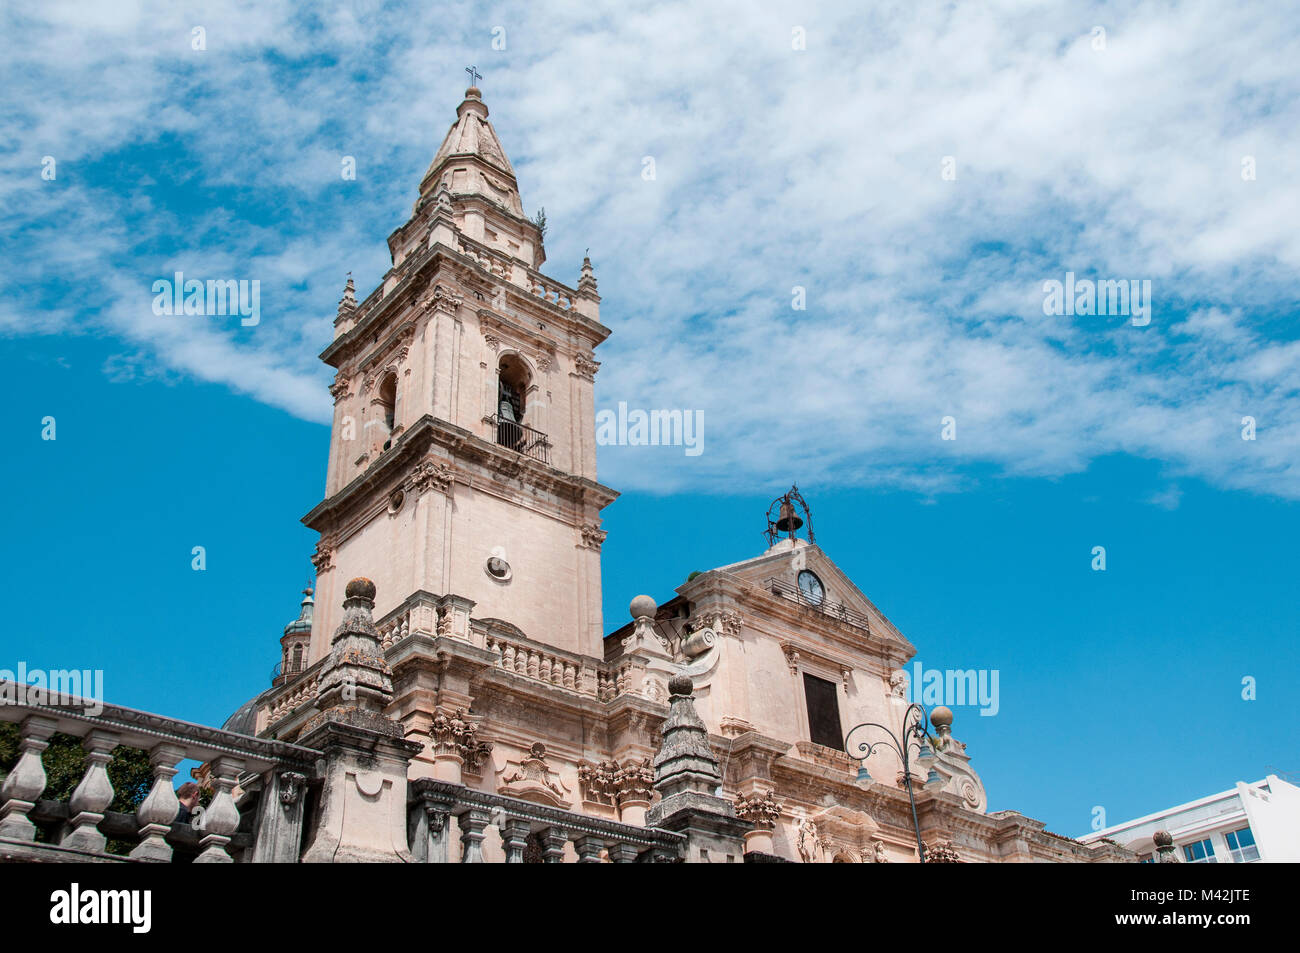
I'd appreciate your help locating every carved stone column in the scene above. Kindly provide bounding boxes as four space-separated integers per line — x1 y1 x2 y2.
735 790 782 856
459 808 492 863
540 826 568 863
0 715 56 841
129 743 186 862
615 758 654 827
195 756 245 863
606 843 639 863
61 729 119 852
501 818 531 863
574 835 605 863
407 783 455 864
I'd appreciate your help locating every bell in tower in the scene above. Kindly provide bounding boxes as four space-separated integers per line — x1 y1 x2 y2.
765 485 815 547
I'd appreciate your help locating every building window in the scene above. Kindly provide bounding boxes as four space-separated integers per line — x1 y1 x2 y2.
1182 838 1217 863
378 373 397 450
496 354 530 449
1225 827 1259 863
803 673 843 751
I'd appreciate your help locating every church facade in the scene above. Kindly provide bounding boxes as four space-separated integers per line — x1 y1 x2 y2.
237 86 1128 864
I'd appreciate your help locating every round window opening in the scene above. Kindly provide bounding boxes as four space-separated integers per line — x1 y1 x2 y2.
388 489 405 514
486 556 512 581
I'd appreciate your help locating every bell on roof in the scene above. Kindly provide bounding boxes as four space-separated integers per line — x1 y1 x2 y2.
765 486 814 547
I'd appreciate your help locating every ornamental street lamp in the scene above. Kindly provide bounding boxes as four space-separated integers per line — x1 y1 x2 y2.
844 701 940 863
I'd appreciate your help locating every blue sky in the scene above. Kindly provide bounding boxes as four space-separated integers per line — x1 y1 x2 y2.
2 1 1298 837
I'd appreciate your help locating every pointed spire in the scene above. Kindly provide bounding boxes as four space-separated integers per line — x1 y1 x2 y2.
337 275 356 316
578 253 598 297
419 87 522 215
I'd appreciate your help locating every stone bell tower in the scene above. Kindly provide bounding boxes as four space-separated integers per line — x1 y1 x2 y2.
304 85 617 661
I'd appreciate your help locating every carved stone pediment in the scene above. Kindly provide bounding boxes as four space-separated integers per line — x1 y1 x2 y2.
497 742 572 808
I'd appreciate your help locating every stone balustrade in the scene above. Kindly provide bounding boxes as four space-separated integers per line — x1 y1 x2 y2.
484 631 591 695
527 275 574 311
456 236 515 281
378 606 414 649
0 683 320 864
408 779 684 863
267 664 322 722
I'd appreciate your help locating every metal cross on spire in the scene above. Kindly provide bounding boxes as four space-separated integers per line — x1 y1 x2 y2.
465 65 481 87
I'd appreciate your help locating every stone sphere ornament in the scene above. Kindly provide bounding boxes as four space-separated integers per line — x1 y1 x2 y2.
346 577 377 601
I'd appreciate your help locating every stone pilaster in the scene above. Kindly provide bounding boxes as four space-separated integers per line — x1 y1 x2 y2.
248 770 309 863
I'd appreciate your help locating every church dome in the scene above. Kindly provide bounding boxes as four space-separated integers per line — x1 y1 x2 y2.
222 691 267 736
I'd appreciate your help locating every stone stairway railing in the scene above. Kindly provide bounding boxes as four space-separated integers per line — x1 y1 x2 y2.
0 685 320 863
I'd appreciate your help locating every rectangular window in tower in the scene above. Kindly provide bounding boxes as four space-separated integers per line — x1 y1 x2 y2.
803 673 844 751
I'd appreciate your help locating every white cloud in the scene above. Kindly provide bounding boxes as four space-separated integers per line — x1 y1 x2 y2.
3 0 1298 499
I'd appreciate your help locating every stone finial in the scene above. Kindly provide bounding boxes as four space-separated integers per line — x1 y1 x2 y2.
650 674 723 802
630 594 656 620
1153 829 1181 863
624 594 670 657
307 577 399 736
930 705 953 751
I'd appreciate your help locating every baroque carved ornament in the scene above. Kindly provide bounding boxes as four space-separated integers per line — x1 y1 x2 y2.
411 459 454 495
429 708 492 772
424 283 464 316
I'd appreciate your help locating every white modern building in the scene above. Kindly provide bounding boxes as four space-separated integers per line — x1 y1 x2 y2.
1082 774 1300 863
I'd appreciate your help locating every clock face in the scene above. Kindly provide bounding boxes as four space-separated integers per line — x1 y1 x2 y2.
797 570 825 606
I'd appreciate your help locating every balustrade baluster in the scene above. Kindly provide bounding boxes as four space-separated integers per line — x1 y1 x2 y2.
195 756 245 863
60 729 118 852
0 715 57 841
129 742 186 862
